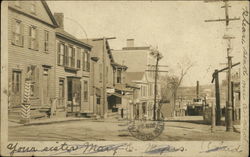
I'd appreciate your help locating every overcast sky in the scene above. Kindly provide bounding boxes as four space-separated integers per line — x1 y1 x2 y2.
47 1 247 87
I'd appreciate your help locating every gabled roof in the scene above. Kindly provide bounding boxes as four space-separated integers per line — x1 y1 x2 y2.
41 1 58 27
56 28 92 49
80 38 114 63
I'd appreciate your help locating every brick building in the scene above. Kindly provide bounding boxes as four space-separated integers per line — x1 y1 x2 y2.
8 1 58 121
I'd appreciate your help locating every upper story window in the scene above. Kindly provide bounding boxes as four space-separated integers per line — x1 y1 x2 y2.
58 42 65 66
76 48 81 69
66 46 75 68
83 50 90 72
30 1 36 14
11 20 23 47
86 50 90 72
82 50 86 71
117 69 122 84
44 31 49 52
99 63 102 83
28 26 38 50
141 86 147 97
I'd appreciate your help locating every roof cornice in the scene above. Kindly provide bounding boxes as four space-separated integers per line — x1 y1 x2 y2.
41 1 59 27
9 6 58 28
56 32 92 49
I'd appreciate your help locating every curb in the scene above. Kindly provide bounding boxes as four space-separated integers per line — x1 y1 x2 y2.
9 118 91 127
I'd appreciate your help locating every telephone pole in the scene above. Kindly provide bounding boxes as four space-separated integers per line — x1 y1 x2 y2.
205 0 239 131
146 49 167 121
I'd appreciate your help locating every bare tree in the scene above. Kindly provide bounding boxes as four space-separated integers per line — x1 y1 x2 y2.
160 58 194 116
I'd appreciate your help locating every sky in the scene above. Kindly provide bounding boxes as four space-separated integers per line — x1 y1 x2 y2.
47 1 248 87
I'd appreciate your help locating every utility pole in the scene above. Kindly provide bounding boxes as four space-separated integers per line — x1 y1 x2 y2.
154 54 160 121
93 37 116 118
146 50 167 121
205 0 239 132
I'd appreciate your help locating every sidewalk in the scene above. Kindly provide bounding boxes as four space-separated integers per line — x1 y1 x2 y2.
9 117 91 127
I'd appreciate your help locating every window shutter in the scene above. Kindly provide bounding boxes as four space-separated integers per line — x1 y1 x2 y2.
72 48 75 67
28 26 31 49
35 28 39 50
11 19 16 44
20 22 24 46
82 51 85 70
64 46 68 66
57 43 61 65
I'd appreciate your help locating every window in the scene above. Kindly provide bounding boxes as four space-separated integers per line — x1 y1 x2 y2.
141 86 147 97
27 65 39 97
58 42 65 65
99 63 102 82
12 20 23 46
76 48 81 69
82 50 85 71
30 1 36 14
83 80 88 102
86 51 90 72
149 84 153 96
67 46 75 68
29 26 38 50
117 69 122 83
12 71 21 94
44 31 49 52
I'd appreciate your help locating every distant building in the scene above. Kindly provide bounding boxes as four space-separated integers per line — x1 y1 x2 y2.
81 39 129 118
112 39 161 120
54 13 92 117
8 1 58 121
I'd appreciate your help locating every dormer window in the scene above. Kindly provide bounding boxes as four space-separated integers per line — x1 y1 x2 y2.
30 1 36 14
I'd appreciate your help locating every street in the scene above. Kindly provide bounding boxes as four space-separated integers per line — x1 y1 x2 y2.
9 116 240 141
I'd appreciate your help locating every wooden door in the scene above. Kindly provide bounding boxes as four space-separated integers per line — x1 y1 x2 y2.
11 71 22 107
67 78 81 114
72 79 81 112
59 79 65 107
42 69 49 105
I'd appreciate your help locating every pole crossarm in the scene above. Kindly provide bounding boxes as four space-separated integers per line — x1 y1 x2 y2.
211 62 240 83
92 37 116 41
205 17 240 23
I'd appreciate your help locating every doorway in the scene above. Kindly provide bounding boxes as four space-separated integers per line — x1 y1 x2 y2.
11 70 22 107
42 68 49 105
67 77 81 116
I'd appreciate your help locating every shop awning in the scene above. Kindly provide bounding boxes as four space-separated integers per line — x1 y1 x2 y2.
107 92 124 98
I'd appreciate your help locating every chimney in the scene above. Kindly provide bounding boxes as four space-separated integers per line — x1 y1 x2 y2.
196 81 199 99
126 39 134 47
54 13 64 29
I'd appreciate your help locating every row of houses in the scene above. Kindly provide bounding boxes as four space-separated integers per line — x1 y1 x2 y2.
7 1 161 122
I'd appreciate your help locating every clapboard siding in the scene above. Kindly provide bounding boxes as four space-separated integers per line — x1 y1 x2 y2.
8 2 56 107
55 39 91 113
